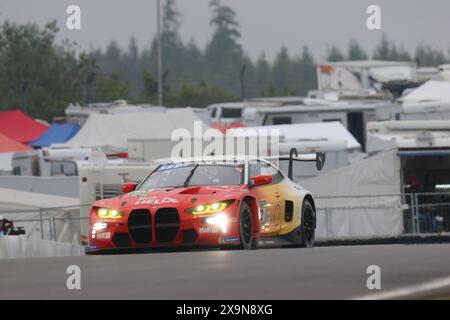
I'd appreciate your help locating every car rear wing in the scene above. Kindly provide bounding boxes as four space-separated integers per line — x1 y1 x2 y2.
264 148 326 180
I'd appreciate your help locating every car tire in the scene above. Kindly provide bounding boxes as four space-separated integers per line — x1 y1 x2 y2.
239 202 254 250
300 199 316 248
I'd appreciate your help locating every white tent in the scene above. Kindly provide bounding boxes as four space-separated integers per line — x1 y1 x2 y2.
302 149 403 239
0 188 80 243
62 109 207 154
0 187 82 258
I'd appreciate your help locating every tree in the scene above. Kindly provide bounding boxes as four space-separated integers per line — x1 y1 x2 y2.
149 0 190 91
348 40 368 60
396 45 412 61
260 84 296 97
254 53 272 96
100 41 123 74
327 45 345 62
272 46 291 89
122 36 142 95
372 34 411 61
162 0 181 45
205 0 243 81
297 46 316 95
0 20 94 120
167 81 238 108
373 34 392 60
138 70 158 103
93 73 130 103
415 43 447 67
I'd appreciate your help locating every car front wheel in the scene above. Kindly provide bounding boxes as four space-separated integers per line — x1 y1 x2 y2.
239 202 254 250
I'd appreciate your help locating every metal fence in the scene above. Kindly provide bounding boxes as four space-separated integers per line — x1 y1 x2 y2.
1 192 450 243
403 192 450 234
0 204 91 242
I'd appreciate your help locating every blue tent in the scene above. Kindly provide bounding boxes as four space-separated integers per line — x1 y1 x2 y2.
30 123 80 147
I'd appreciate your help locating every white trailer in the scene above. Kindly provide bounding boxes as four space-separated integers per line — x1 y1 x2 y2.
77 162 154 238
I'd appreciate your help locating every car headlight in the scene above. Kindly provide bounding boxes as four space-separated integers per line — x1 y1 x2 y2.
97 208 125 219
186 200 234 215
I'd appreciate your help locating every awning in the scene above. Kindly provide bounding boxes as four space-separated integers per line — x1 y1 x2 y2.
398 149 450 157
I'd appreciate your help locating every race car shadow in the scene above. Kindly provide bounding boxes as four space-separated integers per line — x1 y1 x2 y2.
86 245 238 256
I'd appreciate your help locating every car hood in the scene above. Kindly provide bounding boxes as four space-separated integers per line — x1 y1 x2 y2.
93 185 245 210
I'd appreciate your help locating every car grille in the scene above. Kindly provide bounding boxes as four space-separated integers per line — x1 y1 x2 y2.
183 229 198 244
155 208 180 243
128 209 152 244
112 233 131 247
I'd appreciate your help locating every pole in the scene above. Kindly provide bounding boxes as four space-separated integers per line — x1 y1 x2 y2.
157 0 164 106
240 65 246 100
162 69 169 106
22 82 28 114
39 209 44 240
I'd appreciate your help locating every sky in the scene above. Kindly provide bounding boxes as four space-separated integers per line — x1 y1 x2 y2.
0 0 449 62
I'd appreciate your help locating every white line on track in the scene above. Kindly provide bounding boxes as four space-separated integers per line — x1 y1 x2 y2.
353 276 450 300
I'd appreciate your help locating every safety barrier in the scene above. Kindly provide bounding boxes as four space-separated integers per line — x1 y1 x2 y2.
0 235 84 258
1 192 449 247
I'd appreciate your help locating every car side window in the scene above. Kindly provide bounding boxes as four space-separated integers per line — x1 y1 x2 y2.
249 161 284 184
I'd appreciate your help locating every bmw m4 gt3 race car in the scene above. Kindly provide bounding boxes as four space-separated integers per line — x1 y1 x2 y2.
87 151 325 253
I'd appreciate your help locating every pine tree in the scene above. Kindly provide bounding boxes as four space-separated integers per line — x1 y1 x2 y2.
327 45 345 62
205 0 243 81
348 40 368 60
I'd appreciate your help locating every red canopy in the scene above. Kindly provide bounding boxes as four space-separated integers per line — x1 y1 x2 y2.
0 109 49 144
0 132 32 153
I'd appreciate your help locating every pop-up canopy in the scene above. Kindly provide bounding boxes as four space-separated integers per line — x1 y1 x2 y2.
30 123 80 147
0 132 32 153
0 132 32 171
0 109 49 144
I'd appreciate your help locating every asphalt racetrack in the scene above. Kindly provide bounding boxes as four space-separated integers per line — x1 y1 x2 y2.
1 244 450 300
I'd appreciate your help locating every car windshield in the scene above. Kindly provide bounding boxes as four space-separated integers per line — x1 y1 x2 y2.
138 163 244 189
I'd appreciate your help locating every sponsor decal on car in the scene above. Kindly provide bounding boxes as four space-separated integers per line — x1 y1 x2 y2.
96 232 111 240
219 236 240 244
199 226 219 234
134 196 179 205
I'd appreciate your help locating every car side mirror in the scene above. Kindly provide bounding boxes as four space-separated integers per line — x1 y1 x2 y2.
122 182 138 193
250 174 272 187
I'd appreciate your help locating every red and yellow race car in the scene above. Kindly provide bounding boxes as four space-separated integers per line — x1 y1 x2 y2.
87 152 325 253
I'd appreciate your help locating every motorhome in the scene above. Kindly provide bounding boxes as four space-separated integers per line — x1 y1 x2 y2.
242 102 400 150
207 101 284 125
12 148 107 177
